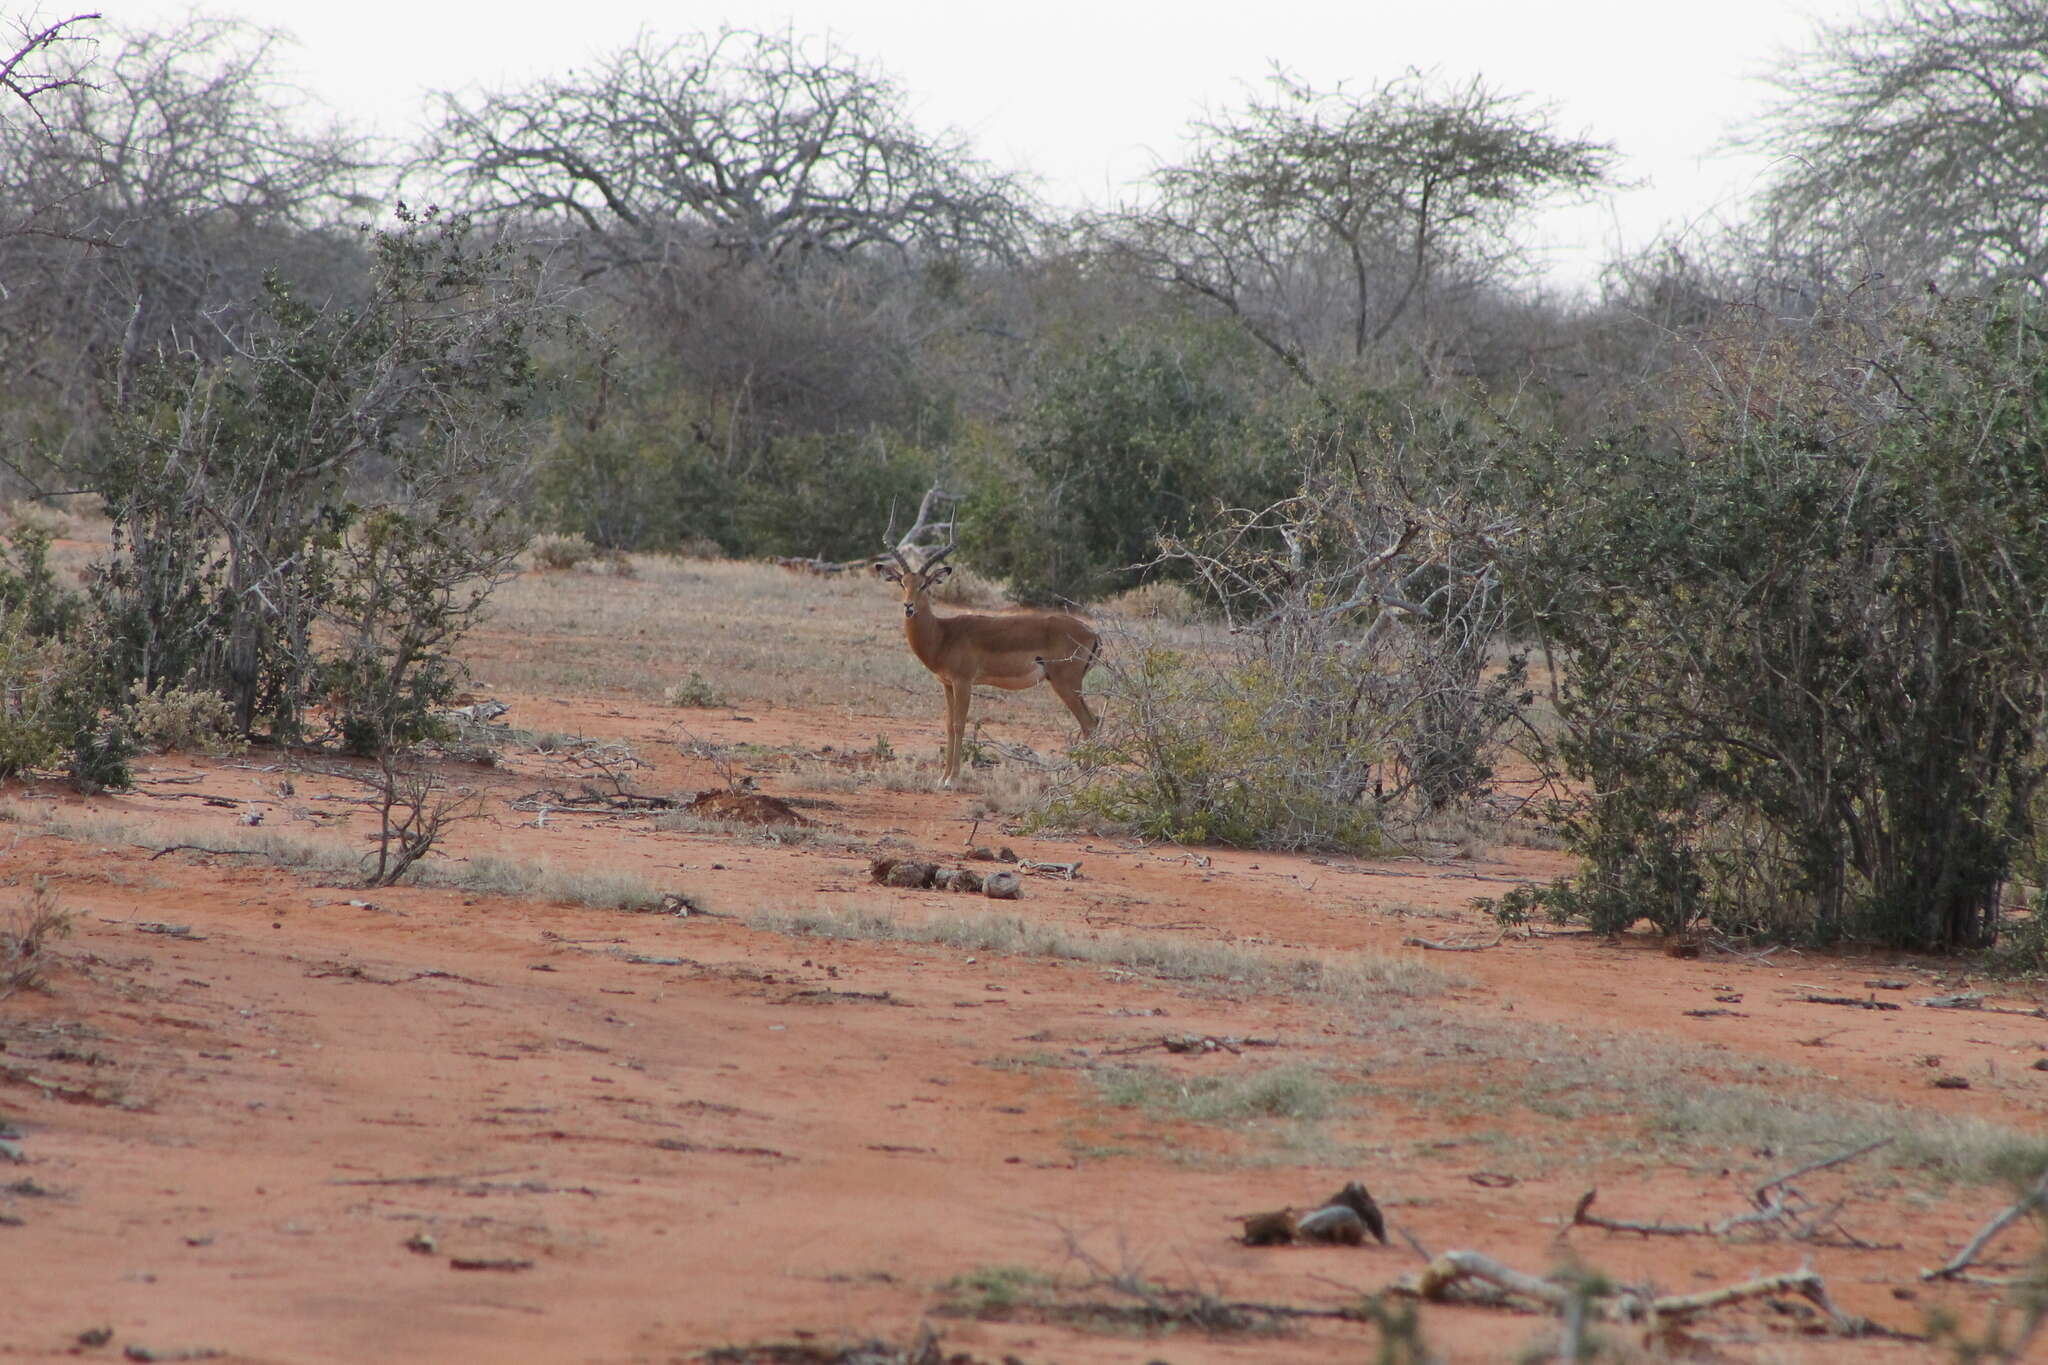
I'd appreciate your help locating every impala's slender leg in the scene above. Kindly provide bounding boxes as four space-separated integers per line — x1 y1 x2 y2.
1047 674 1098 738
942 678 972 787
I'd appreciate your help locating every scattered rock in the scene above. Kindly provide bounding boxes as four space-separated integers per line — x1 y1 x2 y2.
403 1231 438 1255
1932 1075 1972 1089
873 859 937 889
1240 1208 1297 1246
1241 1180 1388 1247
941 868 983 894
76 1327 113 1349
1318 1181 1388 1244
2031 1058 2048 1072
982 870 1022 900
1296 1203 1369 1245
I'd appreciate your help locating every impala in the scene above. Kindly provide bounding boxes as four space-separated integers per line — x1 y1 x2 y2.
873 545 1099 786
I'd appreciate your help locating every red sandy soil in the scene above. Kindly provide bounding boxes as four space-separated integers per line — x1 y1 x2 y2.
2 689 2046 1364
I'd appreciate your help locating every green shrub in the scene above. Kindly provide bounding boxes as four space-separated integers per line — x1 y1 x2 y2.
961 332 1288 603
1037 646 1381 853
663 672 726 708
0 520 81 639
1513 294 2048 948
529 532 598 570
126 683 248 756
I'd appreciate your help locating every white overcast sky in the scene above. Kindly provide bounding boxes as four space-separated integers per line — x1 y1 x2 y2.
72 0 1867 293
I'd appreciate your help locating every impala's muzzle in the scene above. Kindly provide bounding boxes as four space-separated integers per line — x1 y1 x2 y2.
903 602 916 618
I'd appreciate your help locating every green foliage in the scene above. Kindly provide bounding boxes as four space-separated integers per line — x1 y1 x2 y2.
0 520 82 638
1516 295 2048 948
0 610 135 791
941 1266 1056 1315
663 672 726 708
87 206 545 753
535 394 936 559
964 333 1286 602
0 609 70 778
124 683 247 756
1039 646 1381 853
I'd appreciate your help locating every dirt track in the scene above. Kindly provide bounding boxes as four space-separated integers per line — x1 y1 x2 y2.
4 678 2047 1363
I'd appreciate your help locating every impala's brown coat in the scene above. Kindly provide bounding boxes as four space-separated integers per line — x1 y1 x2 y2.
874 551 1099 786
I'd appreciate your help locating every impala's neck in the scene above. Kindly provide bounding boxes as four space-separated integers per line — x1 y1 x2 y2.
903 591 948 669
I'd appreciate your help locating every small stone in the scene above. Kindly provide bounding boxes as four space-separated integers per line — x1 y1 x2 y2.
883 860 938 889
982 870 1022 900
1295 1204 1367 1245
1240 1208 1297 1246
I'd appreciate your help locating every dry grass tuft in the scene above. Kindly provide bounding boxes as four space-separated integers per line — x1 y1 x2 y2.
1101 580 1206 624
926 565 1010 608
0 803 675 912
0 878 72 999
749 902 1454 1003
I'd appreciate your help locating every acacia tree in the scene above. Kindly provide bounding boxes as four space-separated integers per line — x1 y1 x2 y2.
0 12 97 124
417 27 1033 275
1096 70 1615 387
1752 0 2048 293
0 16 375 474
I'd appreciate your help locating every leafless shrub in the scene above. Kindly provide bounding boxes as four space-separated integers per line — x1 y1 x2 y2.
319 755 484 888
1102 580 1205 624
0 877 71 999
1042 434 1526 851
528 532 599 571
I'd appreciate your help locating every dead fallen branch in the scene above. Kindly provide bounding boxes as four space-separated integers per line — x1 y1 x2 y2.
327 1166 534 1188
1102 1034 1279 1057
1402 931 1509 952
148 844 268 861
1567 1140 1895 1249
1916 992 2048 1020
1923 1167 2048 1283
1798 993 1901 1011
1396 1250 1887 1335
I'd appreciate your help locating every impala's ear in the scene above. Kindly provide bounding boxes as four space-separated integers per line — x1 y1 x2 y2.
872 560 901 582
928 564 953 584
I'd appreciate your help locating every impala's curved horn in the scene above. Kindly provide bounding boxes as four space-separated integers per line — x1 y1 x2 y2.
920 543 956 573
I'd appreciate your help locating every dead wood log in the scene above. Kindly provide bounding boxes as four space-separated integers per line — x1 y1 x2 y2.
1400 1250 1872 1333
1567 1140 1895 1248
1798 993 1902 1010
1922 1167 2048 1282
1402 931 1508 952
